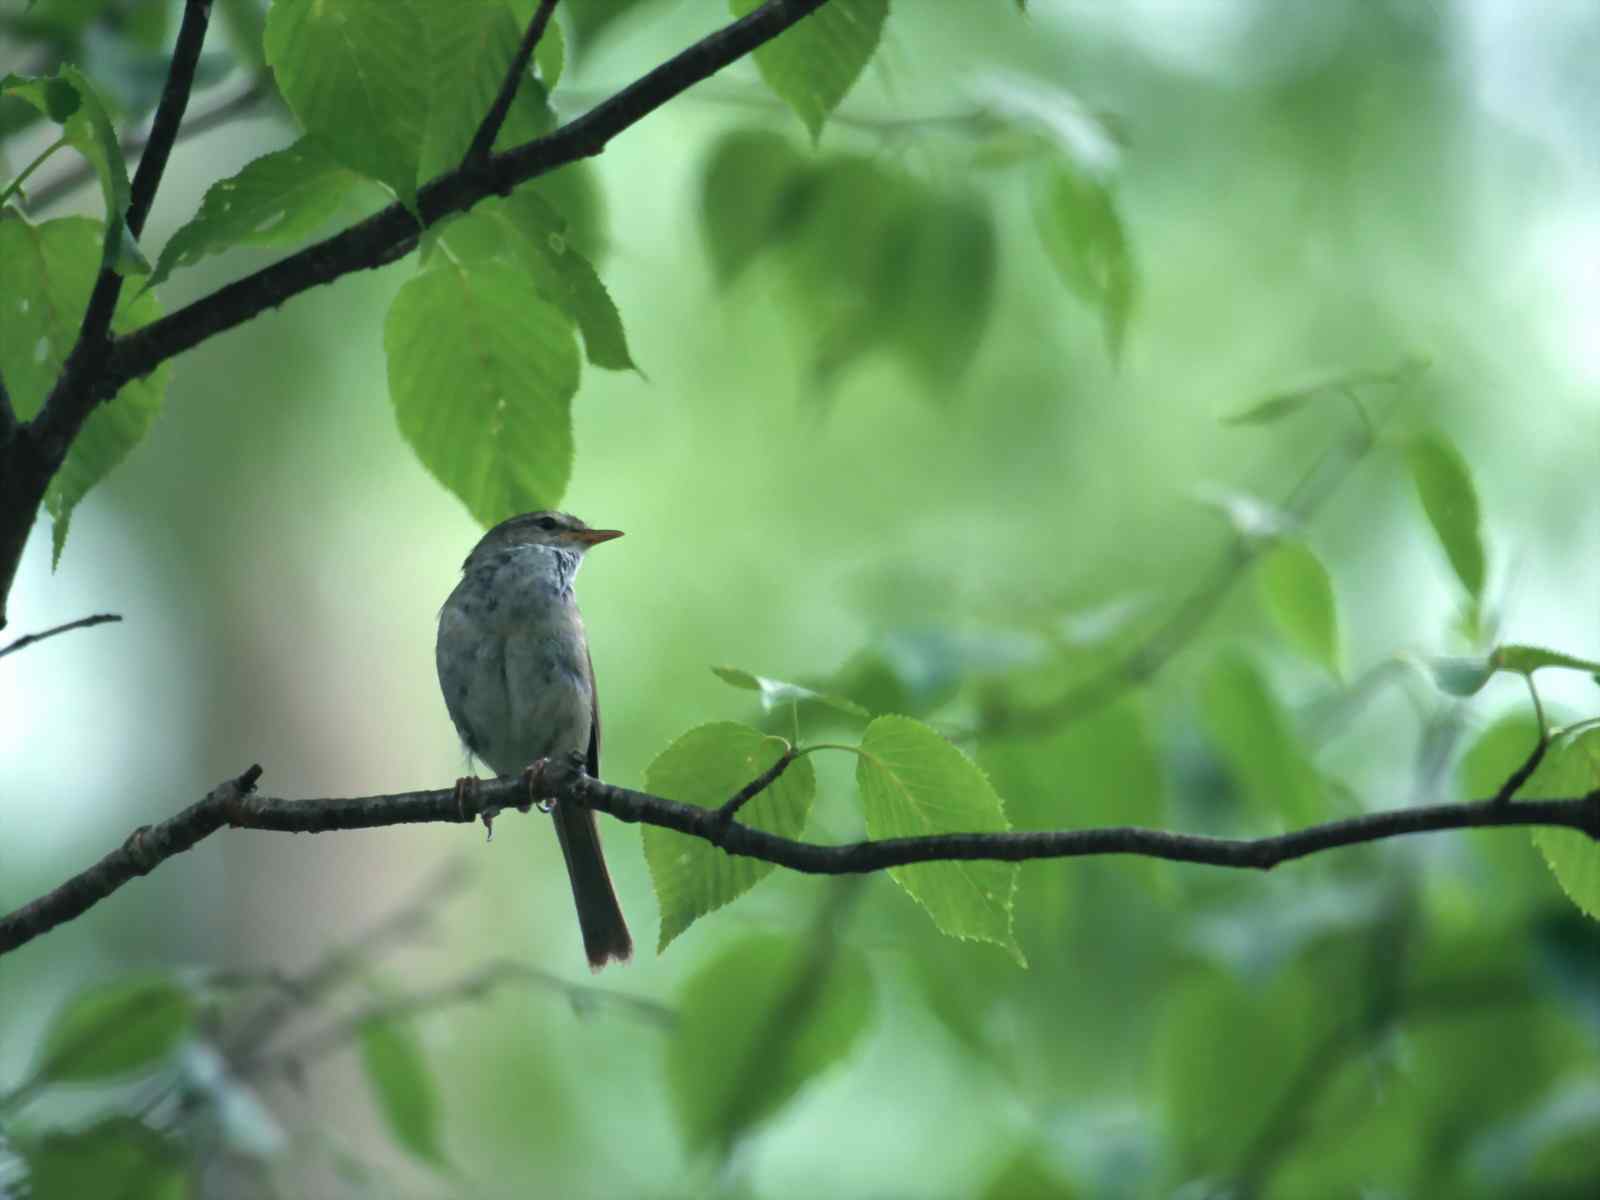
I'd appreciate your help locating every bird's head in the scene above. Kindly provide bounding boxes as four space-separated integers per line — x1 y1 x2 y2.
463 510 623 569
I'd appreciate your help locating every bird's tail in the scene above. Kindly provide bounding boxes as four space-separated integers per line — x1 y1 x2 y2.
551 801 633 970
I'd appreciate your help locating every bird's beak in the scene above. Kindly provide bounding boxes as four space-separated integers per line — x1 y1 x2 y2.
577 528 624 546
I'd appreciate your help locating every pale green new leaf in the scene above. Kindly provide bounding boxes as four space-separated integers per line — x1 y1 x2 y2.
1493 644 1600 679
642 723 815 951
358 1019 447 1167
1033 156 1135 360
730 0 888 141
712 666 869 718
856 715 1023 963
1406 430 1486 601
146 140 366 290
437 190 634 370
666 934 873 1151
385 258 579 524
265 0 430 208
0 214 170 564
33 975 195 1085
1223 356 1429 426
1259 538 1341 676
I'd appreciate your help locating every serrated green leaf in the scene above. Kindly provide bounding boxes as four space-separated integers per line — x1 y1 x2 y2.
1201 650 1325 826
385 257 579 523
0 214 170 565
265 0 430 208
698 128 809 287
642 723 815 951
855 715 1023 963
712 666 869 718
15 1118 186 1200
438 190 634 370
731 0 887 141
1259 538 1341 676
1426 654 1495 697
33 974 195 1084
1520 729 1600 921
358 1018 447 1167
1033 156 1135 360
1493 644 1600 679
1406 430 1486 601
666 933 873 1152
146 140 365 290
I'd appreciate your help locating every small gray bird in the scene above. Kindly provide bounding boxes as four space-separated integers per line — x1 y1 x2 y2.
436 510 633 970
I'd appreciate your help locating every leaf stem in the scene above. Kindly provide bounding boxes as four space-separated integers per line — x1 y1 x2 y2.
0 136 69 210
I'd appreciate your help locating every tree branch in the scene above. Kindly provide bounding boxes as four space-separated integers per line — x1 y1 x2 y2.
0 611 122 660
465 0 560 166
4 757 1596 959
128 0 216 239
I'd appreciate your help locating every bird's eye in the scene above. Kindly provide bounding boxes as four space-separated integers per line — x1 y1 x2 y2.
536 517 558 531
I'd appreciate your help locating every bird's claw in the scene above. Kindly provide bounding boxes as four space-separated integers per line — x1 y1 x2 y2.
453 776 502 841
522 759 554 813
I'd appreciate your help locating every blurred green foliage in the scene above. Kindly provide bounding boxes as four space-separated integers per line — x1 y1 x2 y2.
2 1 1599 1198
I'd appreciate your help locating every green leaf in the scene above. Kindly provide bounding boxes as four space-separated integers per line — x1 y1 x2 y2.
1259 538 1341 676
641 722 816 951
1521 729 1600 921
506 0 566 88
886 191 997 388
358 1018 447 1167
33 974 195 1085
1201 650 1325 826
712 666 869 718
3 67 134 268
437 190 634 370
1493 644 1600 678
145 140 365 290
979 1148 1078 1200
385 257 580 524
856 715 1024 963
1405 430 1486 601
1033 156 1135 360
265 0 430 208
1223 357 1429 425
666 933 873 1152
698 128 810 287
0 213 170 564
16 1118 186 1200
730 0 887 141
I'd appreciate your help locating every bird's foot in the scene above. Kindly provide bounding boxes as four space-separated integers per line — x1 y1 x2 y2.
521 759 554 813
453 776 502 842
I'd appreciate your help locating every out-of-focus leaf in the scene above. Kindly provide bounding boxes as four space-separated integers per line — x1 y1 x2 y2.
385 257 579 524
857 715 1024 963
1194 485 1295 544
33 974 195 1084
712 666 868 718
641 723 815 951
265 0 429 208
699 128 810 286
1493 644 1600 678
730 0 887 141
145 140 366 290
0 214 170 565
979 1147 1078 1199
15 1118 185 1200
1406 430 1486 602
887 191 997 388
437 190 633 370
1425 654 1495 697
358 1018 447 1167
1201 650 1325 827
1223 356 1429 425
666 933 873 1152
1033 156 1135 360
1259 538 1341 676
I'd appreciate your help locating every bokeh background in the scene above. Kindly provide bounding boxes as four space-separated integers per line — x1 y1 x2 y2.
4 1 1600 1195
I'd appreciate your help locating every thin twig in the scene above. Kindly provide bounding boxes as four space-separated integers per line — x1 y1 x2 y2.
714 745 797 825
0 612 122 659
3 757 1597 959
465 0 560 166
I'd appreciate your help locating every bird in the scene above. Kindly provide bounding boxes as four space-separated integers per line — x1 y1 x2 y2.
435 510 633 970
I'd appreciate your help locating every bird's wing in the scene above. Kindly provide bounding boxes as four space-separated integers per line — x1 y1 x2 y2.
585 644 601 778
